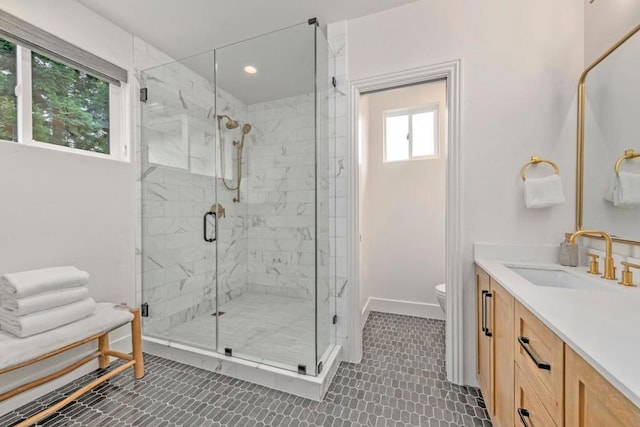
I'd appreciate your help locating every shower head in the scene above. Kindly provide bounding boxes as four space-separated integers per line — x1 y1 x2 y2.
217 115 239 129
242 123 252 135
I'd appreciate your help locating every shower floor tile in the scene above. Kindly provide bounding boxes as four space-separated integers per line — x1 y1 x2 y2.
1 312 492 427
161 293 316 370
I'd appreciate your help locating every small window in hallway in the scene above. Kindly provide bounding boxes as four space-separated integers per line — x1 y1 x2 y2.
383 105 438 162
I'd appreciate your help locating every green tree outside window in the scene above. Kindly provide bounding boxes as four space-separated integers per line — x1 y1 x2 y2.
32 52 110 154
0 39 17 142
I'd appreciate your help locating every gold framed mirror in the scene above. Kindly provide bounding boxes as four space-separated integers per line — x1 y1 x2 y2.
577 23 640 245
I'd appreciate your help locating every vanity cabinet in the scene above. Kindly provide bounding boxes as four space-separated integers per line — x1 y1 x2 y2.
476 266 514 427
476 265 640 427
565 346 640 427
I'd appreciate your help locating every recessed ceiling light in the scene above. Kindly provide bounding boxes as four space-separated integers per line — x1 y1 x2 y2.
244 65 257 75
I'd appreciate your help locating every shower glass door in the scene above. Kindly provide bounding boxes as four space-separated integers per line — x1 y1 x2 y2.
139 51 219 351
215 22 320 374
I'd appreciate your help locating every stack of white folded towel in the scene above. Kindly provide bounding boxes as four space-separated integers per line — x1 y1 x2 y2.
605 172 640 208
0 266 96 338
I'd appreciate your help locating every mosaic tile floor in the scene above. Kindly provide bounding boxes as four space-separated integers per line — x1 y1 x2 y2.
1 312 491 426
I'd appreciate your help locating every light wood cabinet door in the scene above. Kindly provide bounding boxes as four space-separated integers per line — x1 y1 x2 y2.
476 266 493 414
515 301 564 426
565 346 640 427
492 280 514 427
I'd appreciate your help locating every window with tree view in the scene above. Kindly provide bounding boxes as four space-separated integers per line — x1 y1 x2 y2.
0 39 17 142
0 36 113 156
32 52 110 154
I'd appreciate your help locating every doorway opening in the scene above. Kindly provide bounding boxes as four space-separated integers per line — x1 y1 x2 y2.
347 60 463 384
358 80 447 324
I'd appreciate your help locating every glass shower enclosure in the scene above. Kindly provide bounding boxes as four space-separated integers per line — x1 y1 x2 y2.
139 21 335 376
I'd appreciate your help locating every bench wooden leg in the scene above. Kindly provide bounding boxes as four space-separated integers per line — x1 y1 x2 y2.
131 308 144 379
2 306 145 426
15 359 136 427
98 333 110 369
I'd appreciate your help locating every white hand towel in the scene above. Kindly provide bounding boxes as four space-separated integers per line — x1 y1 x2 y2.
605 178 620 205
0 266 89 298
604 174 640 208
618 172 640 206
524 175 566 208
0 287 89 317
0 298 96 338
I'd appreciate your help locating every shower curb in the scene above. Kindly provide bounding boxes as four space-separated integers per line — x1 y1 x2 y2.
142 336 342 401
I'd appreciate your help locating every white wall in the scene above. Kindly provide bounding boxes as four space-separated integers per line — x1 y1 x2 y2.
0 0 135 302
345 0 584 385
358 94 370 311
0 0 136 413
360 82 446 317
585 0 640 65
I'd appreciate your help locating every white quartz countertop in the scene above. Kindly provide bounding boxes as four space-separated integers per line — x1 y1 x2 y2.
474 244 640 408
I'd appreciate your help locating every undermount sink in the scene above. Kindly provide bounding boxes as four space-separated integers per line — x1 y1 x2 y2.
507 266 608 291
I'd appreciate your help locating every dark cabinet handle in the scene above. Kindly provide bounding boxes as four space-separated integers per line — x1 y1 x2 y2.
517 408 530 427
481 290 488 333
484 292 492 337
518 336 551 370
203 211 216 242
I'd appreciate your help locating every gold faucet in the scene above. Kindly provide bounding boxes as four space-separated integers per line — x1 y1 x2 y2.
568 230 616 280
619 261 640 287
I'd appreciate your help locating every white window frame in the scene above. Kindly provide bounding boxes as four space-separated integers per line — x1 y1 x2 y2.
4 43 127 161
383 103 439 163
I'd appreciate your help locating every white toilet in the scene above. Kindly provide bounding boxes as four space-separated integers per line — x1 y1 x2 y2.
435 283 446 314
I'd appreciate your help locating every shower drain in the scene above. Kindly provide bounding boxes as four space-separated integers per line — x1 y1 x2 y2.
211 311 225 317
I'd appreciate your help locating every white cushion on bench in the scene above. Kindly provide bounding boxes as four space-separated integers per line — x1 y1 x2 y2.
0 303 134 371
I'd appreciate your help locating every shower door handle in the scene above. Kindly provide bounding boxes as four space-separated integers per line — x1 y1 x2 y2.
203 211 216 242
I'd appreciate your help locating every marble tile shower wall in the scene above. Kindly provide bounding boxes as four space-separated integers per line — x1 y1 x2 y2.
215 87 250 305
134 39 249 335
245 94 317 299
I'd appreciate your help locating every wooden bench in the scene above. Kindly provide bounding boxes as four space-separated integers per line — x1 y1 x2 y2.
0 303 144 426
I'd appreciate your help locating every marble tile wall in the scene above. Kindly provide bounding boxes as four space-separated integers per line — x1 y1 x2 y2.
134 40 249 336
215 87 250 308
245 93 317 300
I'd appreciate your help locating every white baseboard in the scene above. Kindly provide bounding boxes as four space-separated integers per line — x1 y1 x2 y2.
0 331 132 416
365 297 445 321
361 298 371 329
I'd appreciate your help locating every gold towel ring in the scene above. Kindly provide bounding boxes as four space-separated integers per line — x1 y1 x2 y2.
520 156 559 181
615 149 640 176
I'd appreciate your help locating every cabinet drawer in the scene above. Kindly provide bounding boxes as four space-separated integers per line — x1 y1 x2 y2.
515 365 556 427
515 301 564 426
